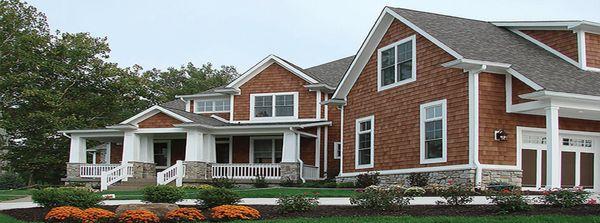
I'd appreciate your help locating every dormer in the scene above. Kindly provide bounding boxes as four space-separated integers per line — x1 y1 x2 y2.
493 21 600 72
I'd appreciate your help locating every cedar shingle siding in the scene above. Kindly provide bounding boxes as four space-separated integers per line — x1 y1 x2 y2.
587 33 600 68
521 30 579 61
138 113 183 128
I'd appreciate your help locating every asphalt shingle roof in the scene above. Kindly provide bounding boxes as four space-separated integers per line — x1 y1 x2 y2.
390 7 600 96
304 56 355 86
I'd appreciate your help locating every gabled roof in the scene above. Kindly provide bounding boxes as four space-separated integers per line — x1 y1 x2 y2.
226 54 320 89
333 7 600 100
304 56 354 86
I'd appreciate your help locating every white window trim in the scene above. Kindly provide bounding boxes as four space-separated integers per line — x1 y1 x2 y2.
333 142 341 159
377 35 417 92
153 140 172 168
420 99 447 164
249 136 283 164
355 115 375 169
249 92 299 121
194 98 231 114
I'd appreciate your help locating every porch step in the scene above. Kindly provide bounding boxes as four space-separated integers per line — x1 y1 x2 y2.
109 178 156 191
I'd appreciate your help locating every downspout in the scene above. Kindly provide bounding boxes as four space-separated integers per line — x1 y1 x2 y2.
289 127 305 183
469 65 486 188
62 132 71 139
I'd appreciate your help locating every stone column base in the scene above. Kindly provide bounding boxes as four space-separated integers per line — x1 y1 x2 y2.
66 163 84 179
183 161 211 180
129 161 156 179
280 162 300 182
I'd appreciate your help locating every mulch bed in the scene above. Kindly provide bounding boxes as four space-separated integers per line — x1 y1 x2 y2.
3 204 600 222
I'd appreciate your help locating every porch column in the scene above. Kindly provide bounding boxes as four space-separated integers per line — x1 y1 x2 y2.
545 106 561 188
68 135 87 163
185 129 204 161
203 134 216 163
282 131 299 162
138 134 154 163
122 131 140 163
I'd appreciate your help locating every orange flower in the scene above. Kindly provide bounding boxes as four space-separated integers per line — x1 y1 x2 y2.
45 206 85 223
210 205 261 221
165 208 205 222
117 209 160 223
79 208 115 223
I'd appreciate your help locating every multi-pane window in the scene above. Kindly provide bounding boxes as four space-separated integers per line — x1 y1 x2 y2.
333 142 341 159
562 137 593 148
196 98 230 112
355 116 374 168
252 138 283 163
420 100 446 164
251 93 297 119
378 35 416 91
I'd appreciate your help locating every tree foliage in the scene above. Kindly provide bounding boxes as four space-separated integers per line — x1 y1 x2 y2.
0 0 237 184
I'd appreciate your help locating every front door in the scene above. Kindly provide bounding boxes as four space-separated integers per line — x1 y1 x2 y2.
216 143 230 163
154 141 171 168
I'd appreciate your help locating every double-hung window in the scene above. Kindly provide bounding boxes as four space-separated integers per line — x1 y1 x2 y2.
251 138 283 163
195 98 230 113
355 116 374 168
377 35 416 91
420 99 447 164
251 92 298 119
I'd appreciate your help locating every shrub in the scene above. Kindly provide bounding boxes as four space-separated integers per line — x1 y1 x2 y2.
210 205 260 221
487 189 531 213
404 186 426 197
164 208 205 223
280 178 300 187
141 185 185 203
336 182 355 188
253 175 269 188
196 187 241 208
45 206 84 223
350 185 412 210
540 187 590 208
212 177 235 189
277 194 319 213
32 187 103 208
196 184 215 190
79 208 115 223
436 184 473 205
487 182 518 192
355 172 379 188
301 179 337 188
0 172 26 190
117 210 160 223
407 173 429 187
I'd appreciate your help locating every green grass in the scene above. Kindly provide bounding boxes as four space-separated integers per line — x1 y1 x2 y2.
246 216 600 223
0 189 34 202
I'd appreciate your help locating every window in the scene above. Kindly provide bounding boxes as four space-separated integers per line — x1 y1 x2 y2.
562 137 593 148
333 142 341 159
153 141 171 167
251 138 283 163
195 98 230 113
250 92 298 119
420 99 446 164
355 116 374 168
377 35 416 91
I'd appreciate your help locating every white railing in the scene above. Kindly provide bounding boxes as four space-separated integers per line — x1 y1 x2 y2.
302 165 320 180
157 160 185 187
100 163 133 191
212 163 281 180
80 164 120 178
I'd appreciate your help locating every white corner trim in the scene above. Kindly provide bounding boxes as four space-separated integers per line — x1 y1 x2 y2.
249 92 299 121
227 55 318 89
377 35 417 92
120 105 193 124
419 99 447 164
355 115 375 169
511 29 580 67
316 90 322 119
577 30 587 70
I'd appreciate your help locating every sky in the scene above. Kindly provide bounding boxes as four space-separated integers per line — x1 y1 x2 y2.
28 0 600 72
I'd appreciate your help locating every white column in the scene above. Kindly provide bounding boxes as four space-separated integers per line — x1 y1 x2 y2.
282 131 299 162
69 135 87 163
185 129 204 161
203 134 216 163
546 106 561 189
315 128 321 167
138 134 154 163
122 131 140 163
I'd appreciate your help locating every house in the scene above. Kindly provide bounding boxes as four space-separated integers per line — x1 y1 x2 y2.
61 7 600 192
60 54 351 190
329 8 600 191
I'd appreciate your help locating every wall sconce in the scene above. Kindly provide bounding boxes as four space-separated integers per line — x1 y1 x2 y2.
494 129 508 141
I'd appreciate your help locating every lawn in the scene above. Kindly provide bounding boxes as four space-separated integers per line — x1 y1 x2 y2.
0 189 33 202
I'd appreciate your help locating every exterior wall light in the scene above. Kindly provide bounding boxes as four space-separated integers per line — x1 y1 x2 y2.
494 129 508 141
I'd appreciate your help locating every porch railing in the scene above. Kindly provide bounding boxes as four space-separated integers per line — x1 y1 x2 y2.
157 160 185 187
80 164 120 178
100 163 133 191
212 163 281 180
302 165 319 180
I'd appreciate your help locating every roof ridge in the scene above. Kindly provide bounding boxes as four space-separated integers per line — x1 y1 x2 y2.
389 7 493 24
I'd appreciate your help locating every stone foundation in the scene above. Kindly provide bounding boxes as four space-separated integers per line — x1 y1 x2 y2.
183 161 211 180
280 162 300 182
337 169 477 187
66 163 84 179
129 161 156 179
482 169 522 187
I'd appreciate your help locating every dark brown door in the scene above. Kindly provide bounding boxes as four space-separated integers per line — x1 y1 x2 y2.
154 142 169 167
216 143 230 163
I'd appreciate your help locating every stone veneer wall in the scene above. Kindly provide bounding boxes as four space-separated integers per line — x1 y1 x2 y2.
66 163 83 179
481 169 522 187
183 161 211 180
129 161 156 179
280 162 300 182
